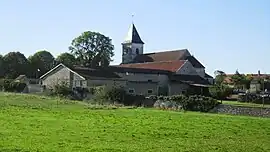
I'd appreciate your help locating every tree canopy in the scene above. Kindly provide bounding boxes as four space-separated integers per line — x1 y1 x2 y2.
69 31 114 67
2 52 29 79
56 53 76 68
28 50 55 77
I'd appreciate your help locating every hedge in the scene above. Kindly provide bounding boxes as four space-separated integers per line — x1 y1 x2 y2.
154 94 219 112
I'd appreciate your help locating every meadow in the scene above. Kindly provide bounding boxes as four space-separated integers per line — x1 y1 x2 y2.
0 93 270 152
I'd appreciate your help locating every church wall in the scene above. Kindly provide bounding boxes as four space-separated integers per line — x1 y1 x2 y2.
195 68 205 77
175 61 198 75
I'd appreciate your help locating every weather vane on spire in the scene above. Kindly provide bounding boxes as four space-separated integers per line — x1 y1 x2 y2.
131 14 134 23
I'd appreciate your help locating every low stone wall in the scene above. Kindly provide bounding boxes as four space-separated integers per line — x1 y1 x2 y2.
210 104 270 118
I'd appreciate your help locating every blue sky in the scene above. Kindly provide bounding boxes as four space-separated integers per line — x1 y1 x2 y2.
0 0 269 75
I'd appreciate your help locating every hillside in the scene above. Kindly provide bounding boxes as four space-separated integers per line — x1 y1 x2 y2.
0 93 270 152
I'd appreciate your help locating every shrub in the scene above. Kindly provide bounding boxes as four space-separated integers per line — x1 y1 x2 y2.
209 85 233 100
93 86 146 106
154 94 218 112
0 79 27 92
238 93 270 104
51 82 72 97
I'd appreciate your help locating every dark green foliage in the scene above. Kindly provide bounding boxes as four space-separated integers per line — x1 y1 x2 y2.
2 52 29 79
0 79 26 92
238 93 270 104
93 86 145 106
69 31 114 67
56 53 77 68
51 82 72 97
156 94 218 112
209 85 233 100
28 50 56 77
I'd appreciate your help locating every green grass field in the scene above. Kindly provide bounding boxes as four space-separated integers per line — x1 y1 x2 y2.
222 100 270 108
0 93 270 152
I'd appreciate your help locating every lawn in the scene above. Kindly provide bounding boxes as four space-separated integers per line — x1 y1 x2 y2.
0 93 270 152
222 100 270 108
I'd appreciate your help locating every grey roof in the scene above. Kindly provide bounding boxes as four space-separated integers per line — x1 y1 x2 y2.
185 56 205 68
123 23 144 44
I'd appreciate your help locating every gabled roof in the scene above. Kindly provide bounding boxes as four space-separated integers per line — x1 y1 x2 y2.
123 23 144 44
185 56 205 68
40 63 121 80
132 49 190 63
40 63 86 80
116 60 187 73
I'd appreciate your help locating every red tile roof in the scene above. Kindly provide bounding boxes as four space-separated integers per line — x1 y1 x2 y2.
116 60 187 72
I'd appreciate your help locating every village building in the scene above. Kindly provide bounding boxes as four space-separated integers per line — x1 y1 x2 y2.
40 23 213 96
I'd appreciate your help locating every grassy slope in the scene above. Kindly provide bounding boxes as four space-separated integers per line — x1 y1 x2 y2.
0 93 270 152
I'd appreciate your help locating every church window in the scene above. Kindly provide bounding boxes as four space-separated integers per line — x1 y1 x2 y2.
128 89 135 94
136 48 139 54
148 89 153 94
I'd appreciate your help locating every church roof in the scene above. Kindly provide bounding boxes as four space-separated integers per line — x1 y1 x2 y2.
116 60 187 72
123 23 144 44
185 56 205 68
132 49 190 63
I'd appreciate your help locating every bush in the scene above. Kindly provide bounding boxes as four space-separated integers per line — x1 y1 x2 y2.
209 85 233 100
93 86 145 106
238 93 270 104
0 79 27 92
154 94 218 112
51 82 72 97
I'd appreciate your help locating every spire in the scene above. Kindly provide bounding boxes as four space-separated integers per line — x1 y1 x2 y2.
123 23 144 44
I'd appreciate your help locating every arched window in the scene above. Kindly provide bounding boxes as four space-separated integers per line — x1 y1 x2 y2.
136 48 139 55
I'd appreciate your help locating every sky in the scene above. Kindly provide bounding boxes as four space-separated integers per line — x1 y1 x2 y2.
0 0 269 76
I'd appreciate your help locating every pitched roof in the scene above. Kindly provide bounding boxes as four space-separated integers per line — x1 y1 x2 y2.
123 23 144 44
169 74 210 85
132 49 190 63
185 56 205 68
205 73 213 78
116 60 187 72
72 67 121 79
105 66 171 75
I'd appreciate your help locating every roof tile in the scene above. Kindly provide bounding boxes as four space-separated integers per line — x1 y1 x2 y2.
116 60 186 72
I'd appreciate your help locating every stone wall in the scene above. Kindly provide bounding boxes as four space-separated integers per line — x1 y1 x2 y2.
210 104 270 118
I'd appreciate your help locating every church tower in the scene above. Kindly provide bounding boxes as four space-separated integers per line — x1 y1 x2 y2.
121 23 144 64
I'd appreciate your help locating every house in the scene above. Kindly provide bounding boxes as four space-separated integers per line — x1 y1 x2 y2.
40 23 213 96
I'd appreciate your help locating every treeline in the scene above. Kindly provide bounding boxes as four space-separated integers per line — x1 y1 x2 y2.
0 31 115 79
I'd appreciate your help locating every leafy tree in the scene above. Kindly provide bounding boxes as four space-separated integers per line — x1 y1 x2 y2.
0 55 3 78
2 52 29 79
231 70 246 89
214 70 226 85
28 50 56 77
56 53 77 68
209 85 233 100
69 31 114 67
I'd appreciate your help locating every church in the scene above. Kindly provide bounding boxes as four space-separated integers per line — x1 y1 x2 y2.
40 23 213 96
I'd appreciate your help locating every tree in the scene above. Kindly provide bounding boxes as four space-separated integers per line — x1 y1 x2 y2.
69 31 114 67
2 52 29 79
213 70 229 103
0 55 3 78
214 70 226 85
28 50 56 78
56 53 77 68
231 70 246 89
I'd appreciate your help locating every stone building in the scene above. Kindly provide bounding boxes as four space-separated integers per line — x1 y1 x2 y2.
40 23 213 96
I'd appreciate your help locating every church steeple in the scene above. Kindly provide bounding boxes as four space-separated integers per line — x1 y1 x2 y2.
121 23 144 64
123 23 144 44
